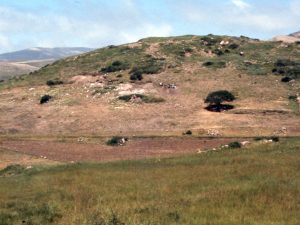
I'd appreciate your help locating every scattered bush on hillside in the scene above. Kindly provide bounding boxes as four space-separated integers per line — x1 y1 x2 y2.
130 71 143 81
0 164 25 176
183 130 192 135
205 90 235 105
212 49 224 56
272 59 300 79
288 95 297 101
106 136 128 146
100 61 129 73
200 36 219 46
46 79 64 86
118 94 165 103
281 76 292 82
40 95 52 104
228 43 239 49
271 136 280 142
202 61 226 69
228 141 242 149
204 90 235 112
129 58 164 80
253 136 280 142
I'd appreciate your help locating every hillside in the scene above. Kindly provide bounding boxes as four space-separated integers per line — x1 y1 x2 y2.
0 34 299 137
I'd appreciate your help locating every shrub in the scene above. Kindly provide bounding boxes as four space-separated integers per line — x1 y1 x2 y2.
40 95 52 104
281 76 292 82
183 130 192 135
201 36 219 46
271 136 280 142
0 164 25 176
106 136 123 146
275 59 296 67
203 61 213 66
228 43 239 49
46 79 63 86
228 141 242 148
203 61 226 69
100 61 129 73
184 47 193 53
130 58 163 75
205 90 235 105
288 95 297 101
212 49 224 56
273 59 300 79
130 71 143 81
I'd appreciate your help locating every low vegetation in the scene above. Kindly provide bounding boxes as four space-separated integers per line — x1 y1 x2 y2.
272 59 300 80
0 138 299 225
204 90 235 112
40 95 52 104
118 94 165 103
100 60 130 73
46 79 64 86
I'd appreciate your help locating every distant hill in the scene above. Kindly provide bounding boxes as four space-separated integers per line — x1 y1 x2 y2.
273 31 300 43
0 47 93 80
290 31 300 38
0 47 93 62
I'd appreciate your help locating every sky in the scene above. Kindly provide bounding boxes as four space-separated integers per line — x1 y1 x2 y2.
0 0 299 53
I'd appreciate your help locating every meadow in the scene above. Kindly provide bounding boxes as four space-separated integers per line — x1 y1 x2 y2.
0 138 299 225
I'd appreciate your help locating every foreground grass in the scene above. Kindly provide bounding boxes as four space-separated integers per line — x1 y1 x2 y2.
0 138 300 225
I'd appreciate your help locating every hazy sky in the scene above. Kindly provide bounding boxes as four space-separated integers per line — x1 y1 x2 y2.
0 0 299 53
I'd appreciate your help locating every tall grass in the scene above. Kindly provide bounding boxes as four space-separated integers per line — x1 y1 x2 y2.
0 138 299 224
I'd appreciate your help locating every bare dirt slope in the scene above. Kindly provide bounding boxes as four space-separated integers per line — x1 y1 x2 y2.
0 137 246 163
0 35 299 138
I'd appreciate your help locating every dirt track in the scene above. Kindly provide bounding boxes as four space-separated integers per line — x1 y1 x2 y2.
0 137 244 163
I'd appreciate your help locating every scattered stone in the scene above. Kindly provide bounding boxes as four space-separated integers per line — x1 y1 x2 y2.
207 129 221 136
241 141 250 146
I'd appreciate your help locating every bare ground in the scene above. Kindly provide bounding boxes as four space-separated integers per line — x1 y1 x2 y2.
0 137 244 163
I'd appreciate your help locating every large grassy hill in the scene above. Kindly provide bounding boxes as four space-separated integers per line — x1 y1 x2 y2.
0 35 299 136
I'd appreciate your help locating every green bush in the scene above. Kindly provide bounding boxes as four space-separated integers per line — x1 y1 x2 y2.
130 71 143 81
183 130 192 135
46 79 63 86
228 142 242 149
106 136 123 146
101 61 129 73
271 136 280 142
202 61 226 69
228 43 239 49
273 59 300 79
0 164 25 176
40 95 52 104
288 95 297 101
212 49 224 56
205 90 235 105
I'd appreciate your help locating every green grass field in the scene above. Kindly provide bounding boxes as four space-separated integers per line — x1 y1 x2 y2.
0 138 299 225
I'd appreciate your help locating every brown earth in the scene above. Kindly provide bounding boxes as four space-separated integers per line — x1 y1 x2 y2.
0 65 299 137
0 137 245 163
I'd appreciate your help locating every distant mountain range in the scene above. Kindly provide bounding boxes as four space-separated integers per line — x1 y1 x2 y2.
272 31 300 43
290 31 300 39
0 47 93 80
0 47 93 62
